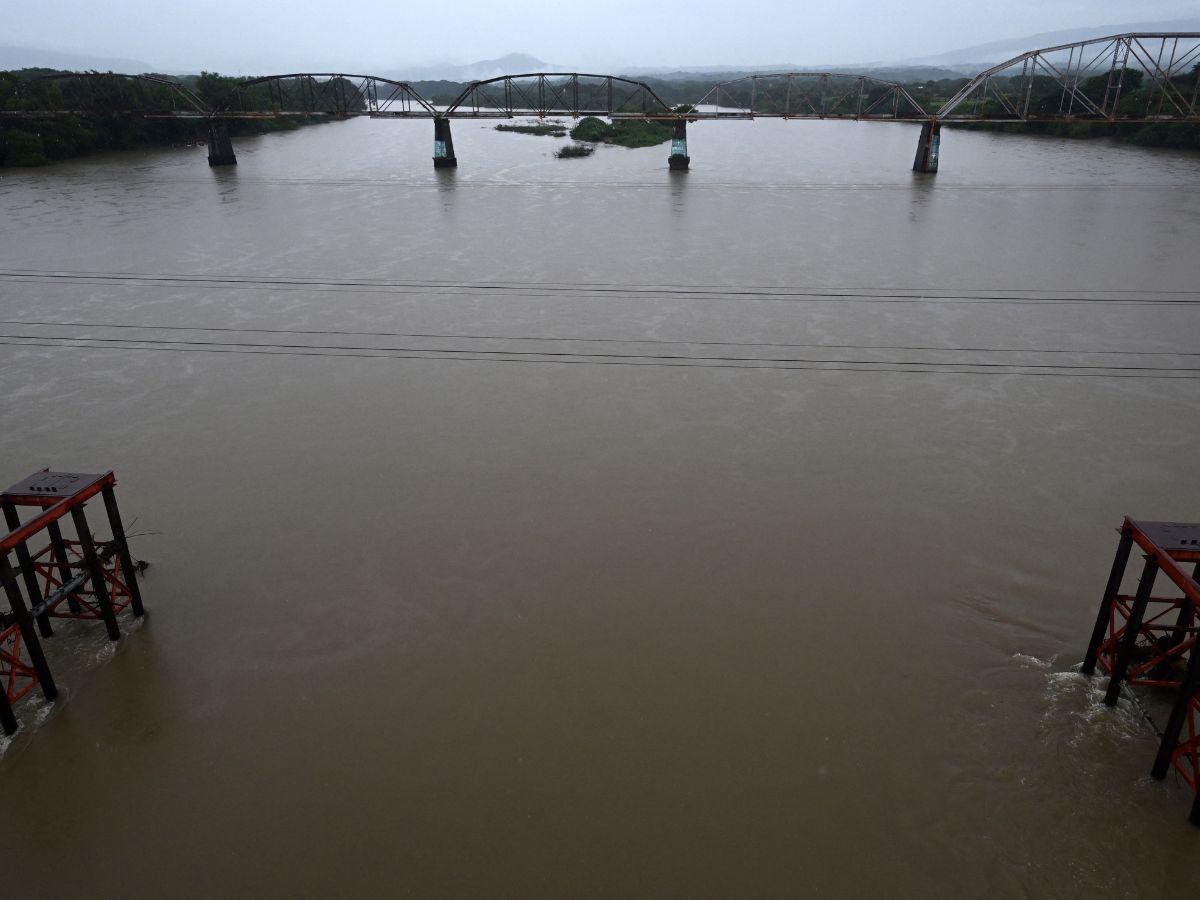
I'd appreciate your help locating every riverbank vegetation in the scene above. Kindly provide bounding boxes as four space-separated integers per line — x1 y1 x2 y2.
1 113 314 167
950 119 1200 150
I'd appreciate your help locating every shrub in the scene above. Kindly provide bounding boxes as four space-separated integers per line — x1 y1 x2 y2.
0 128 49 166
555 142 596 158
569 116 612 142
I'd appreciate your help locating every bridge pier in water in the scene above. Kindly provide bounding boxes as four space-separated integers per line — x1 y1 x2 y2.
912 119 940 173
668 119 689 171
207 122 237 166
433 117 457 169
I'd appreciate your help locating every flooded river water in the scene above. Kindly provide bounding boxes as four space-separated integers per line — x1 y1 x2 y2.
1 117 1199 897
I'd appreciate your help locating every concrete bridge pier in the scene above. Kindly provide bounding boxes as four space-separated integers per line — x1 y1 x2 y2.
433 117 457 168
913 119 940 173
207 122 237 166
668 119 689 171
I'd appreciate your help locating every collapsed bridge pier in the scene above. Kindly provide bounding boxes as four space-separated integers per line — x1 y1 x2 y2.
207 122 237 166
913 119 940 173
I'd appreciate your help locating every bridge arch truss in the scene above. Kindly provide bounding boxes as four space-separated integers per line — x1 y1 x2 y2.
937 32 1200 122
443 73 674 118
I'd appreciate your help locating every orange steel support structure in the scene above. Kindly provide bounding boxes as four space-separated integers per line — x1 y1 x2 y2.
1082 518 1200 824
0 469 145 736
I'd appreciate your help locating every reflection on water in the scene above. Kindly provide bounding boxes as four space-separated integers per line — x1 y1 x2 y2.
668 169 688 216
1 116 1199 897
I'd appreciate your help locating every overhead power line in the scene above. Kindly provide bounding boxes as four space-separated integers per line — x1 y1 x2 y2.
2 318 1196 357
3 335 1199 380
1 269 1199 305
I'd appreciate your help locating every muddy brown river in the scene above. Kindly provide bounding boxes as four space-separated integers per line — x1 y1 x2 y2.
1 117 1199 897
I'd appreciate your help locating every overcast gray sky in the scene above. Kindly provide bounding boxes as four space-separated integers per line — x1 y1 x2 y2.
6 0 1199 73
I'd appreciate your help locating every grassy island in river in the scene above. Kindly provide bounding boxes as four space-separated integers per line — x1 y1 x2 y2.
568 116 673 148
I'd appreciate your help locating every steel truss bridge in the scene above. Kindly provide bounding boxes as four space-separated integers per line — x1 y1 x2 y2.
1 32 1198 172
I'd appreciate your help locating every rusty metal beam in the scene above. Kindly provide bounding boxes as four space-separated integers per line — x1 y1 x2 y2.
0 472 113 554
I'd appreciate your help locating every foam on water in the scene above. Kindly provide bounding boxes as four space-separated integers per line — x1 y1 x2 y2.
0 693 58 761
1031 655 1150 751
1011 651 1052 670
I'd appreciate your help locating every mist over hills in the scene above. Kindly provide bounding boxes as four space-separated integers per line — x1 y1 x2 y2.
384 53 554 83
0 44 153 73
396 17 1200 85
620 17 1200 80
893 16 1200 72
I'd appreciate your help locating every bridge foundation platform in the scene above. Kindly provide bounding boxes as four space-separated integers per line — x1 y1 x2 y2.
0 469 146 736
1081 518 1200 824
433 117 457 169
668 119 689 171
913 119 940 173
207 122 237 166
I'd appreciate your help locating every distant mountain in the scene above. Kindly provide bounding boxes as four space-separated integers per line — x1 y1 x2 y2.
391 53 555 83
895 17 1200 72
625 64 804 76
624 64 964 82
0 44 155 73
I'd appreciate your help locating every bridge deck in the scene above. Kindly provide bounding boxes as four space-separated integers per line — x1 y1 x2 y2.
5 110 1198 124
